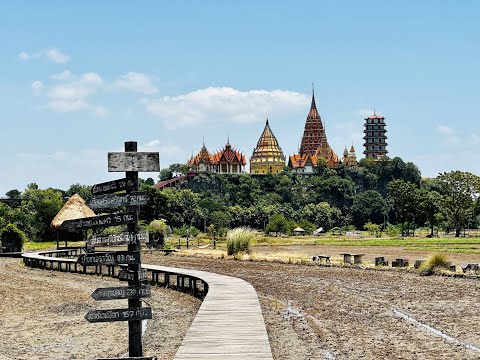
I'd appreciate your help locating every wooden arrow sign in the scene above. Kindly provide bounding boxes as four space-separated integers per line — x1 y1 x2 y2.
87 231 149 246
85 307 152 323
92 178 136 195
118 268 148 282
60 212 137 232
91 285 151 301
108 152 160 172
88 192 148 210
77 251 140 266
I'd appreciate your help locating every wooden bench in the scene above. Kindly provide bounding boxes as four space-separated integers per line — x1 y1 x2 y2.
312 255 330 263
375 256 388 266
392 258 409 267
341 253 365 264
461 263 479 273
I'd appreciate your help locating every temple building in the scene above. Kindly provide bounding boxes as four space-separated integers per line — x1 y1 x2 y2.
250 119 286 174
363 112 388 159
188 142 214 173
289 89 339 173
341 145 358 169
188 139 246 174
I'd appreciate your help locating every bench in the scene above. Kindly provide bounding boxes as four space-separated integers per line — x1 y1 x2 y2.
461 263 479 273
392 258 409 267
375 256 389 266
312 255 330 263
341 253 365 264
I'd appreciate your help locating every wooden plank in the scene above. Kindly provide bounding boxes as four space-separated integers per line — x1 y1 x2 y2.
91 177 135 195
87 231 149 246
60 212 137 232
91 285 151 301
108 152 160 172
88 192 148 210
77 251 140 266
118 268 148 282
85 307 152 323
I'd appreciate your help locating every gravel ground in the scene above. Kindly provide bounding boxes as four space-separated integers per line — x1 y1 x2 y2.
143 253 480 360
0 258 200 360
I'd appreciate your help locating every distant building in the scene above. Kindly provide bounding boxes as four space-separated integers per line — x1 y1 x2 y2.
363 112 388 159
341 145 358 169
250 119 286 174
188 139 246 174
289 89 339 173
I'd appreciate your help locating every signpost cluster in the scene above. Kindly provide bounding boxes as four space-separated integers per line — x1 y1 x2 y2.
61 141 159 359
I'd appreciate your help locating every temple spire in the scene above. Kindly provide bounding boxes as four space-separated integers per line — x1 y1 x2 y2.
266 117 269 126
311 83 316 107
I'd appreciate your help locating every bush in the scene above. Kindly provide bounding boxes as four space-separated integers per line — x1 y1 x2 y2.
226 227 254 256
385 224 400 237
419 253 450 275
364 222 381 237
0 223 27 252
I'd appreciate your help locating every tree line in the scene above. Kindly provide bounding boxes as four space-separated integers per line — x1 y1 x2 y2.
1 157 479 245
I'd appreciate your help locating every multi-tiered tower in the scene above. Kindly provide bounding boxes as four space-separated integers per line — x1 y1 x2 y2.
363 112 388 159
250 119 286 174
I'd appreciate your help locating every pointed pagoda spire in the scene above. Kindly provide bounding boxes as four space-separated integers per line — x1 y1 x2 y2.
311 82 316 107
266 117 269 126
250 118 286 174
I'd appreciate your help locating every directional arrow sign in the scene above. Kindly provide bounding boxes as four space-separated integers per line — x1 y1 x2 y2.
88 192 148 210
108 152 160 172
118 268 148 282
77 251 140 266
60 212 137 232
91 285 151 301
87 231 149 246
85 307 152 323
91 178 136 195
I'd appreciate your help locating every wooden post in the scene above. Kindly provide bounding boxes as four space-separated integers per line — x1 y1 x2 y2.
125 141 143 357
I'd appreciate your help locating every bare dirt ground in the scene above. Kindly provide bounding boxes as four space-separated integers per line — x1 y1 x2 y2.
0 258 200 360
143 253 480 360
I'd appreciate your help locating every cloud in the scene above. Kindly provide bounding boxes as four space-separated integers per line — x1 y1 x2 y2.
139 139 183 157
436 125 454 135
18 48 70 63
142 87 309 129
359 108 375 118
114 72 158 94
45 48 70 63
41 71 105 114
31 81 43 96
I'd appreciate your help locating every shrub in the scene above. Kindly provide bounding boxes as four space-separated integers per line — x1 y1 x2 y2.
419 253 450 275
226 227 255 256
0 223 27 252
364 222 381 237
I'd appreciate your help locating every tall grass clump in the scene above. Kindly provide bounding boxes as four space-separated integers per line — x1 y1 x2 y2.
419 253 450 275
226 227 254 256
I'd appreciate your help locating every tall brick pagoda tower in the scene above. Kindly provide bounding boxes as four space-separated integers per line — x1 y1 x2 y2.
363 111 388 159
299 88 328 157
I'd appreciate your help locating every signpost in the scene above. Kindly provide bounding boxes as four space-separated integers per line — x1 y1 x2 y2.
87 231 148 247
85 307 152 323
88 192 148 210
77 251 140 266
118 268 148 282
61 212 137 232
91 285 151 301
84 141 159 359
91 178 136 195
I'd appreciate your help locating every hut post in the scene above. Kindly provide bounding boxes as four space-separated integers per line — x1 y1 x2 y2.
56 230 59 250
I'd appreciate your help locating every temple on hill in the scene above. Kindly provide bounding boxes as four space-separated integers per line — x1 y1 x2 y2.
342 145 358 169
250 119 286 174
288 89 339 173
363 112 388 159
188 139 246 174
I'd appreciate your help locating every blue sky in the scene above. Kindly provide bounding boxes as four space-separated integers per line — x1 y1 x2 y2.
1 1 479 195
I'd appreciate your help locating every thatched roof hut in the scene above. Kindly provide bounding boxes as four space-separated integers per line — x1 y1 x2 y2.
51 194 96 230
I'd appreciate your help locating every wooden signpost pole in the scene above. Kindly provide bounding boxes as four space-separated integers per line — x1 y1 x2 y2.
125 141 142 357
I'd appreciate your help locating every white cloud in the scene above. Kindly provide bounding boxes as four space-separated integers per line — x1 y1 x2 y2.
45 48 70 63
142 87 309 129
114 72 158 94
18 48 70 63
40 71 105 114
359 108 375 118
31 81 43 96
139 139 183 157
51 70 72 81
436 125 454 135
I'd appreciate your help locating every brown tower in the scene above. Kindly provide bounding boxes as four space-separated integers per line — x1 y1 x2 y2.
299 89 328 156
363 112 388 159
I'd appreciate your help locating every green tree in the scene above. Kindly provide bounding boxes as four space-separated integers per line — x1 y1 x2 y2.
387 180 419 236
265 214 288 236
5 189 21 198
350 190 386 229
0 223 27 252
65 183 92 200
437 171 480 237
417 189 443 237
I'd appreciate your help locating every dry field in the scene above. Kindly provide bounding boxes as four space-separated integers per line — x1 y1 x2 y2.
2 245 480 360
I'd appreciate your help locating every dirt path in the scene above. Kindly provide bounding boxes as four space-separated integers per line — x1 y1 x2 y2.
0 258 200 360
143 254 480 360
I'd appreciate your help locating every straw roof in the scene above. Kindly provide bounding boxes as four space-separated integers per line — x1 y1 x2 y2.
50 194 96 229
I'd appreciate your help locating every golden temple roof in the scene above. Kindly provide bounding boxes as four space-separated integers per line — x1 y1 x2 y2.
250 119 286 166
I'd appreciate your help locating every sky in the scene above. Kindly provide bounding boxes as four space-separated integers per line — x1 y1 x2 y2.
1 1 479 195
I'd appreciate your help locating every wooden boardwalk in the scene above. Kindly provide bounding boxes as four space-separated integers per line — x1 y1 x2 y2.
21 252 273 359
144 264 273 360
